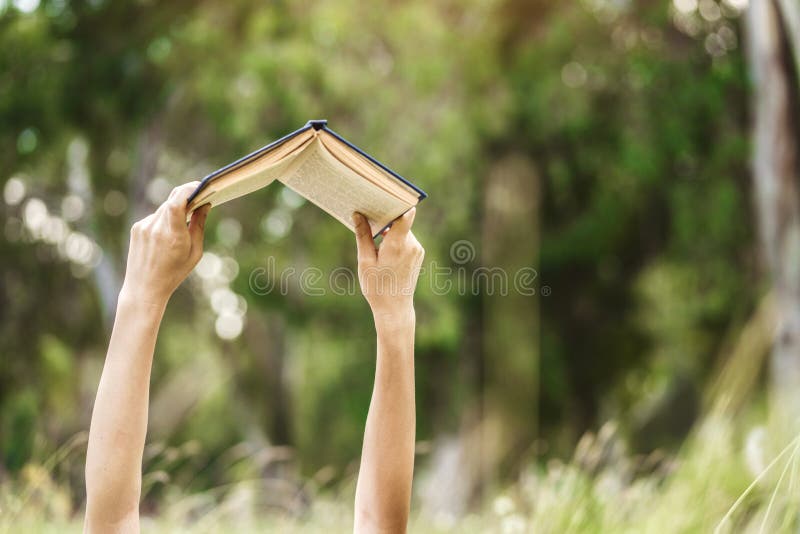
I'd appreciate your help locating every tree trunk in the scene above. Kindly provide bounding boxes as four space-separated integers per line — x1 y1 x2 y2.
478 152 540 477
746 0 800 421
421 153 540 521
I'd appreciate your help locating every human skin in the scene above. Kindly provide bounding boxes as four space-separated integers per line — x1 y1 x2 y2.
83 183 423 534
84 182 209 533
352 209 424 534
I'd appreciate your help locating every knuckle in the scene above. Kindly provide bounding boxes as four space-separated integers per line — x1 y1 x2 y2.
131 219 150 236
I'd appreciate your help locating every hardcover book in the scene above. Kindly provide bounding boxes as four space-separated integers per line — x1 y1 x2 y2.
187 120 427 237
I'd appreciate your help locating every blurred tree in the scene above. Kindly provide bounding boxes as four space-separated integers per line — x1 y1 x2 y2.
746 0 800 422
499 0 753 449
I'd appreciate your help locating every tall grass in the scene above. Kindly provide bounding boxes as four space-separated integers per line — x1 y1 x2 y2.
1 411 798 533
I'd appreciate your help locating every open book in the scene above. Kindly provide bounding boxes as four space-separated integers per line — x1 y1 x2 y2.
187 120 427 237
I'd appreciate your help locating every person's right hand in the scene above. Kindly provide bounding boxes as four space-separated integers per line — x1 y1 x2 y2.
122 182 210 306
353 208 424 323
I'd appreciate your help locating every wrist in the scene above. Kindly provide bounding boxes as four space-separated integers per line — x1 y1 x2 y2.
372 305 416 333
119 280 170 312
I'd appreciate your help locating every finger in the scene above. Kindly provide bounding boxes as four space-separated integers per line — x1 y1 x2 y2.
158 181 200 214
352 212 377 263
384 207 416 243
131 213 155 237
188 203 211 261
162 182 201 232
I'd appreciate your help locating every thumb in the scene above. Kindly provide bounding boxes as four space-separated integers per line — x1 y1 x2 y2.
352 212 377 264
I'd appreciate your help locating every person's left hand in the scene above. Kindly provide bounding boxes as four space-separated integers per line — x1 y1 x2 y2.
353 208 424 324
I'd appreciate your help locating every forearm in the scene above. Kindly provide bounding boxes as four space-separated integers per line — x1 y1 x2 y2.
355 308 416 532
85 286 166 525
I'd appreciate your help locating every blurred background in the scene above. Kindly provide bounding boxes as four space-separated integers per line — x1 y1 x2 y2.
2 0 800 531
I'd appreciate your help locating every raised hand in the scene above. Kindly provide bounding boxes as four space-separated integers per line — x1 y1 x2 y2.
122 182 210 305
353 208 425 323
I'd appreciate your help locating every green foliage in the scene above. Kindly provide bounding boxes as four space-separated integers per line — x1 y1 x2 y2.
1 389 38 471
0 0 772 527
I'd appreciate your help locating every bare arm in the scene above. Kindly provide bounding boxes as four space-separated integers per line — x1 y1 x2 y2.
84 183 209 534
352 209 424 534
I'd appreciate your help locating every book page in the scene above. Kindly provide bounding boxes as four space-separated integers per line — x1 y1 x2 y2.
188 130 314 212
318 131 421 204
279 138 415 235
188 147 307 211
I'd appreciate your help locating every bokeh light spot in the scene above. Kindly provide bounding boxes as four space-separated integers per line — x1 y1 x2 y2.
4 176 26 206
61 194 85 222
195 252 222 280
12 0 39 13
103 190 128 216
216 218 242 247
261 210 292 240
17 128 38 154
280 187 306 209
698 0 721 21
146 177 172 205
561 62 588 89
23 198 48 231
672 0 697 14
215 312 243 340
